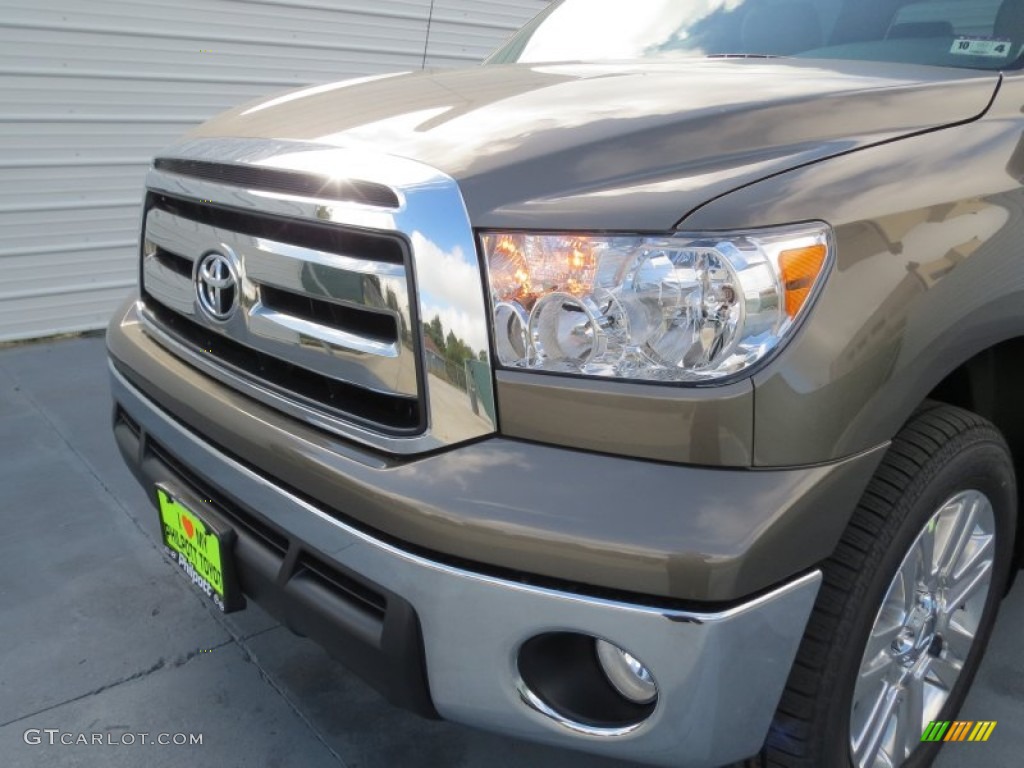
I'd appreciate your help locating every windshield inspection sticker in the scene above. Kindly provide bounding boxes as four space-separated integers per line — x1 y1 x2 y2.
950 37 1013 58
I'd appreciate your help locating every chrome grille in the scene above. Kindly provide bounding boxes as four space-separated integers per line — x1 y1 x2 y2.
141 194 422 434
138 138 497 454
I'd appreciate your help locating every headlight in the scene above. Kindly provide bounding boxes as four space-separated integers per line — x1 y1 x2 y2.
481 224 831 383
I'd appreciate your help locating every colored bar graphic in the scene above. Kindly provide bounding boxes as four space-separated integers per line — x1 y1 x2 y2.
922 720 996 743
922 721 950 742
945 721 972 741
973 722 997 742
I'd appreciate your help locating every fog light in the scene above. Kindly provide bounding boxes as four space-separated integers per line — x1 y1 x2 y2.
595 639 658 705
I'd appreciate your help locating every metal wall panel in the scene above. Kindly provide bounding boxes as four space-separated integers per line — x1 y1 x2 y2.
424 0 550 67
0 0 548 341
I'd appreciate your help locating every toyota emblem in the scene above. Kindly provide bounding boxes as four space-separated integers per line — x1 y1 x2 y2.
195 251 239 322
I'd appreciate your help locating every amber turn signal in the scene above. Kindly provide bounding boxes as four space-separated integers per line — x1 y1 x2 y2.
779 244 828 318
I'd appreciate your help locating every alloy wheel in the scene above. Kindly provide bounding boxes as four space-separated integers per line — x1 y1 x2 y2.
849 490 996 768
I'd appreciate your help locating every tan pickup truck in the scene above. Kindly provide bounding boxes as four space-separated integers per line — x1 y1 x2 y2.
108 1 1024 766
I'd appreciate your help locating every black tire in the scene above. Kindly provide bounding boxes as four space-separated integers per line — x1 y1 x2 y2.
754 402 1017 768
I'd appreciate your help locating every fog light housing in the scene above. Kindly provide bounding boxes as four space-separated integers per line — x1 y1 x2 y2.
595 639 658 705
517 632 657 730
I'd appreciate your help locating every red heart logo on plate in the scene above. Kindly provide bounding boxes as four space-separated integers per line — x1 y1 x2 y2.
182 515 195 539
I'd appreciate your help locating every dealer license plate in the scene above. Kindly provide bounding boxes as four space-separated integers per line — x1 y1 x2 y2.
156 486 241 612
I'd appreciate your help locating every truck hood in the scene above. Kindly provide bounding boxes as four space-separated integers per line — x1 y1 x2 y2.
189 59 1000 230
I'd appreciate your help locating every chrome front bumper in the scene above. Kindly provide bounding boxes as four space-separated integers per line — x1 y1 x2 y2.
111 364 820 767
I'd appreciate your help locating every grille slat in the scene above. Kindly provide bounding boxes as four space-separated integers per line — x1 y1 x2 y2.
259 285 398 345
152 194 406 265
152 247 192 278
297 552 388 617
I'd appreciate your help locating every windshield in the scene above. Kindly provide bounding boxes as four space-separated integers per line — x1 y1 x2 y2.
488 0 1023 71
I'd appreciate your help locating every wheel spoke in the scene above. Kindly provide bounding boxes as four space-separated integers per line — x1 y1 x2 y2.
905 528 937 593
853 684 899 768
896 556 921 615
945 558 992 612
943 618 975 664
898 674 926 761
913 524 937 591
937 496 978 579
863 616 903 663
951 532 994 585
856 652 893 701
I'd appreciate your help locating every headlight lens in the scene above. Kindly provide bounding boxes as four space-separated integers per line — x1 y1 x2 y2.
481 224 831 382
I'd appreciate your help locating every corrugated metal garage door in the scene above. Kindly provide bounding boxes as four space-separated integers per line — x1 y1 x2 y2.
0 0 549 342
